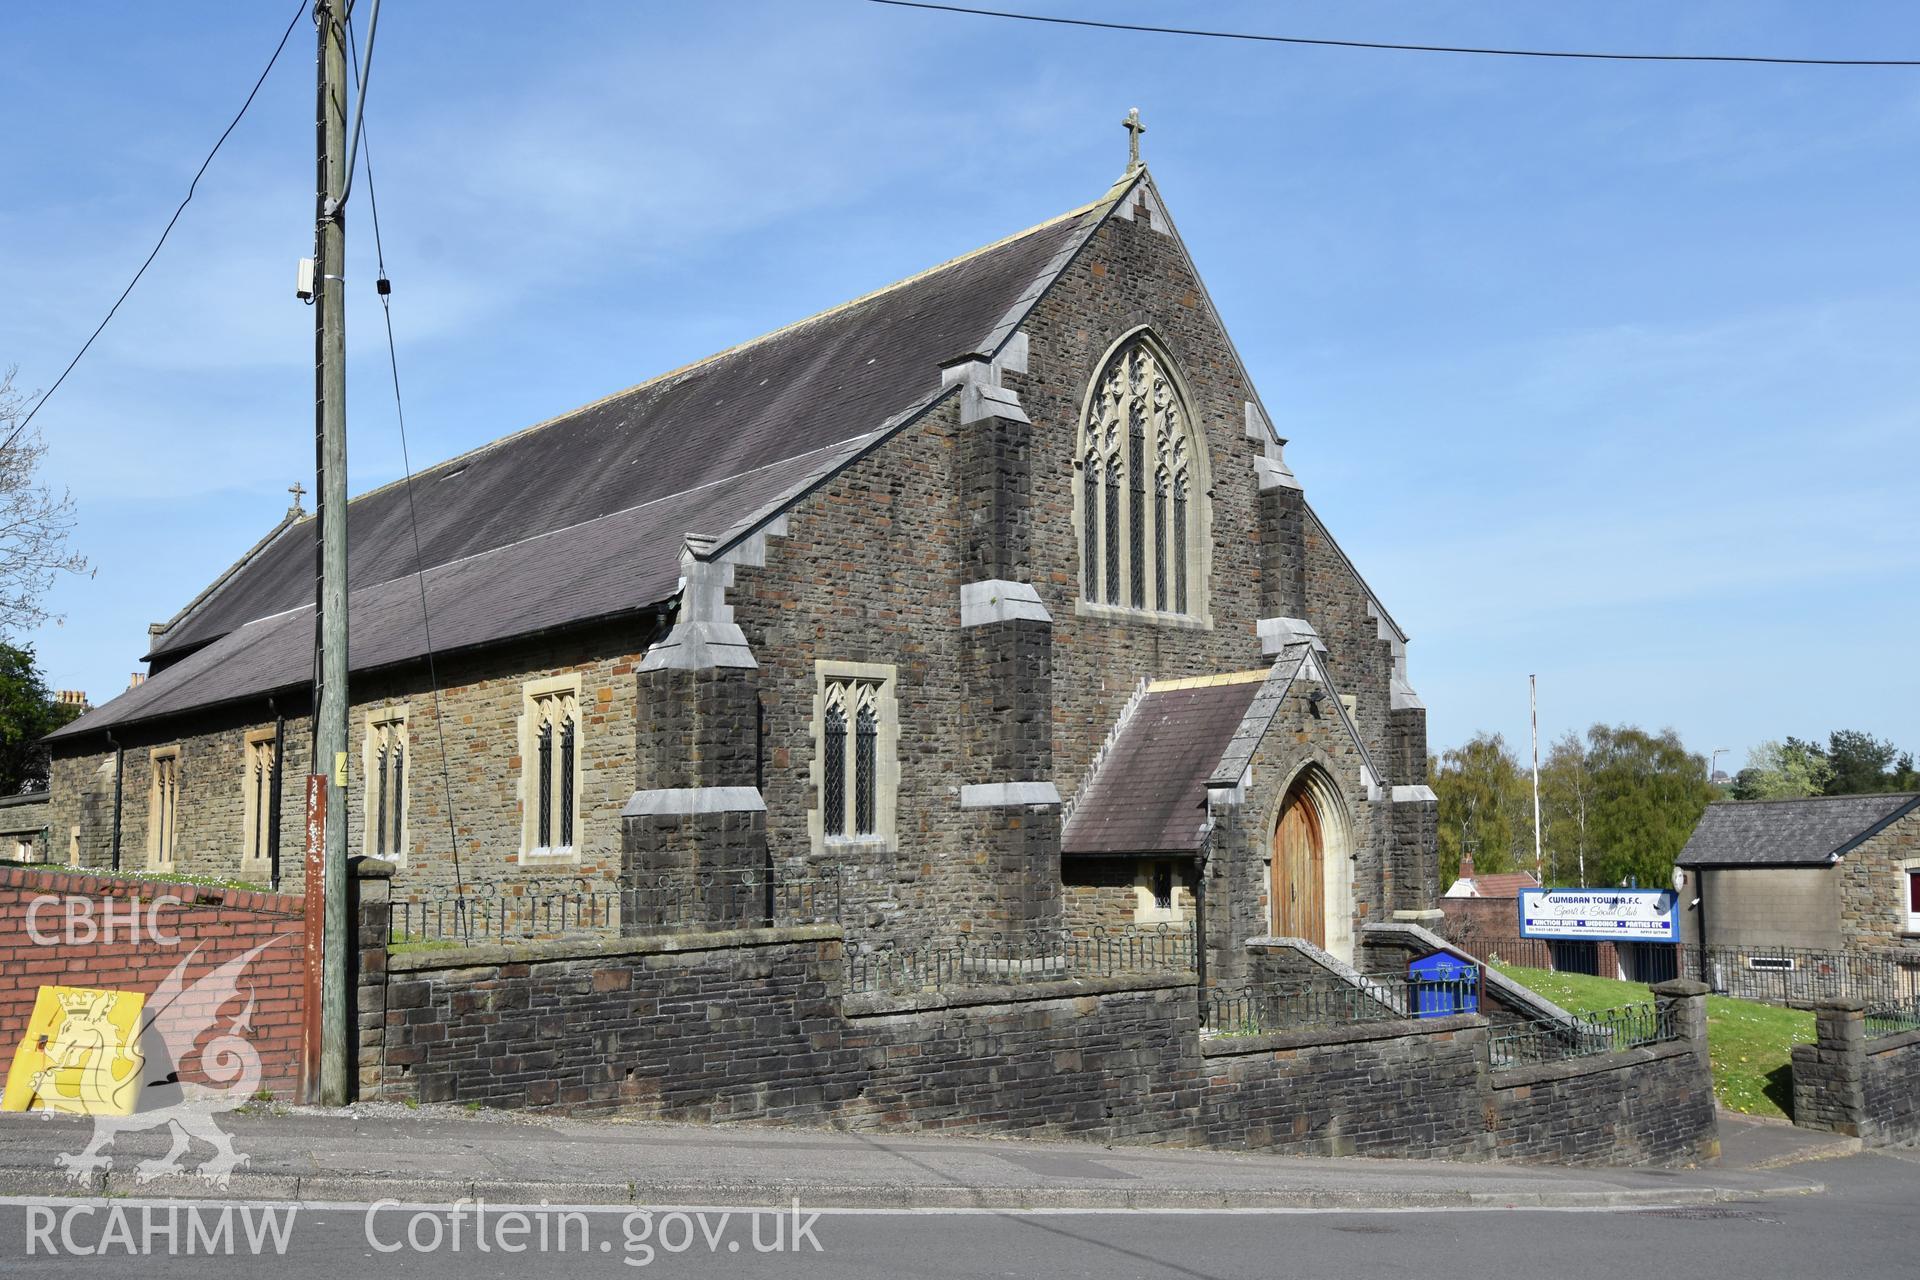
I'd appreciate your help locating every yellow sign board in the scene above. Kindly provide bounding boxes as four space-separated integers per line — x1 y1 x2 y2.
1 985 146 1117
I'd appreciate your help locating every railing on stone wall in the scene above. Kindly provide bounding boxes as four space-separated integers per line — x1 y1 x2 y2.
1865 996 1920 1040
843 922 1196 996
1682 945 1920 1008
390 877 619 943
622 865 842 937
1486 1002 1675 1068
1202 973 1480 1037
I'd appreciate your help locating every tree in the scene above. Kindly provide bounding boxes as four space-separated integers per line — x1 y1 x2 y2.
1824 729 1902 796
1538 731 1594 886
0 367 90 636
1579 724 1714 889
1431 733 1533 879
0 643 82 793
1730 738 1833 800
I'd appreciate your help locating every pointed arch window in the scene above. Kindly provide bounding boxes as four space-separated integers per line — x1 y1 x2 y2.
362 708 408 863
813 661 899 851
521 675 585 861
1077 334 1205 618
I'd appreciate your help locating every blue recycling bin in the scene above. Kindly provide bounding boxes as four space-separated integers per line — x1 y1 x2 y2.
1408 951 1480 1018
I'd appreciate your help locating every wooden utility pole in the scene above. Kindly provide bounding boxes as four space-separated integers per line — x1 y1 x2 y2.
311 0 351 1107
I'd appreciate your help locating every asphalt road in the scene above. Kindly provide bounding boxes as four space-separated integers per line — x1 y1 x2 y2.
1 1146 1913 1280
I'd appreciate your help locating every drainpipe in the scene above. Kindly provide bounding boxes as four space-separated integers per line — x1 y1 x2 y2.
1695 870 1711 986
268 696 286 891
1194 819 1214 1002
105 732 125 873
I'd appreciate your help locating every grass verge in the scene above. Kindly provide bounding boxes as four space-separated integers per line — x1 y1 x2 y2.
1493 963 1814 1122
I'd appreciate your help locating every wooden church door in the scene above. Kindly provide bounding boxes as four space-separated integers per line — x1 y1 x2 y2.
1271 786 1325 947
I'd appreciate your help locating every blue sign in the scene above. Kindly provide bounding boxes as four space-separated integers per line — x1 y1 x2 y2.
1518 888 1678 942
1408 951 1480 1018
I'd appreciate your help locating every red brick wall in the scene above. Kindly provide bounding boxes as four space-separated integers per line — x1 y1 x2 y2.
0 867 307 1097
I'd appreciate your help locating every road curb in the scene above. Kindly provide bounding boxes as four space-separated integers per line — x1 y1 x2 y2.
0 1166 1826 1211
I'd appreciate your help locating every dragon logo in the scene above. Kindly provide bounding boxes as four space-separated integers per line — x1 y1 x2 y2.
42 938 282 1187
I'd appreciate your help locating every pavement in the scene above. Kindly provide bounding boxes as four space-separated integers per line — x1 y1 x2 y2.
0 1103 1836 1210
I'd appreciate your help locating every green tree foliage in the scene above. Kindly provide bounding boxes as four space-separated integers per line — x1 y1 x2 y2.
0 643 82 794
1438 724 1714 892
1731 738 1835 799
1821 729 1918 795
1430 733 1532 878
1577 725 1713 889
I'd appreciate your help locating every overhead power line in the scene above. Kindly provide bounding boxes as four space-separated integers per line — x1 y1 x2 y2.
865 1 1920 67
5 0 307 453
347 13 468 904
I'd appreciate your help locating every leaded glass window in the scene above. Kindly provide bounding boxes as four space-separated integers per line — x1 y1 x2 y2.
1077 334 1202 616
243 734 276 865
855 704 878 836
364 712 408 861
523 684 582 855
818 671 892 844
823 699 847 837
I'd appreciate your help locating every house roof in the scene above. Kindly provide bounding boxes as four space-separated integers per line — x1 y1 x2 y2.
1443 871 1540 900
54 172 1150 744
1675 793 1920 868
1061 672 1268 856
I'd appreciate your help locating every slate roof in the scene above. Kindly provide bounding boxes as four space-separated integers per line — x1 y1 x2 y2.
53 173 1145 744
1675 793 1920 868
1061 674 1267 856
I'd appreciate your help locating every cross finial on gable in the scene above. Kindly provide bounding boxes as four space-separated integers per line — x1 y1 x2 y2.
288 481 306 513
1123 107 1145 170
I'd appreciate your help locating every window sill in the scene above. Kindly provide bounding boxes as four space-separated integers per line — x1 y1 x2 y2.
1074 599 1212 631
519 847 582 867
823 834 893 851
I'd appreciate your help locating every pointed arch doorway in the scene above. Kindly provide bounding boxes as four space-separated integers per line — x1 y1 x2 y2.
1272 779 1328 947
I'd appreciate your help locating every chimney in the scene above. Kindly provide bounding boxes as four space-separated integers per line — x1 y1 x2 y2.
1458 851 1475 883
128 673 146 689
55 690 89 709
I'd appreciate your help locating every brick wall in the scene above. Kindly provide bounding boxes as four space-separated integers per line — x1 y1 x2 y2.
368 921 1716 1167
0 866 307 1097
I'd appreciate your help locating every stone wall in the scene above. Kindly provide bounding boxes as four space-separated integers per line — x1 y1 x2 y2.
1488 1041 1716 1166
1834 808 1920 956
1791 999 1920 1146
49 619 660 902
0 865 308 1097
365 922 1717 1167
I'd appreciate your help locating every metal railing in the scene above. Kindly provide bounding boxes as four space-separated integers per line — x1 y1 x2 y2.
1682 945 1920 1008
621 865 841 937
843 923 1196 995
1202 973 1479 1037
390 876 618 944
388 865 846 944
1486 1002 1675 1068
1865 997 1920 1040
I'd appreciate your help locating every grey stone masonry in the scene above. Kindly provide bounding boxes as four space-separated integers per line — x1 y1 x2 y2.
1258 483 1308 621
953 332 1062 935
352 856 396 1098
363 922 1719 1166
624 652 769 934
1791 998 1920 1144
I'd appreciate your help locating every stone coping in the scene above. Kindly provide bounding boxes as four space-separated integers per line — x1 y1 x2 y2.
0 864 303 916
1199 1012 1484 1059
388 923 844 974
1360 921 1582 1029
1488 1037 1693 1090
844 971 1195 1018
1866 1026 1920 1054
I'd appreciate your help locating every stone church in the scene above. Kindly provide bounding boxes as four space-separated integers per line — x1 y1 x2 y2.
46 137 1440 980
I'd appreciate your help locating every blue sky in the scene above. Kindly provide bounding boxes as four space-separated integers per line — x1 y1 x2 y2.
4 1 1916 765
